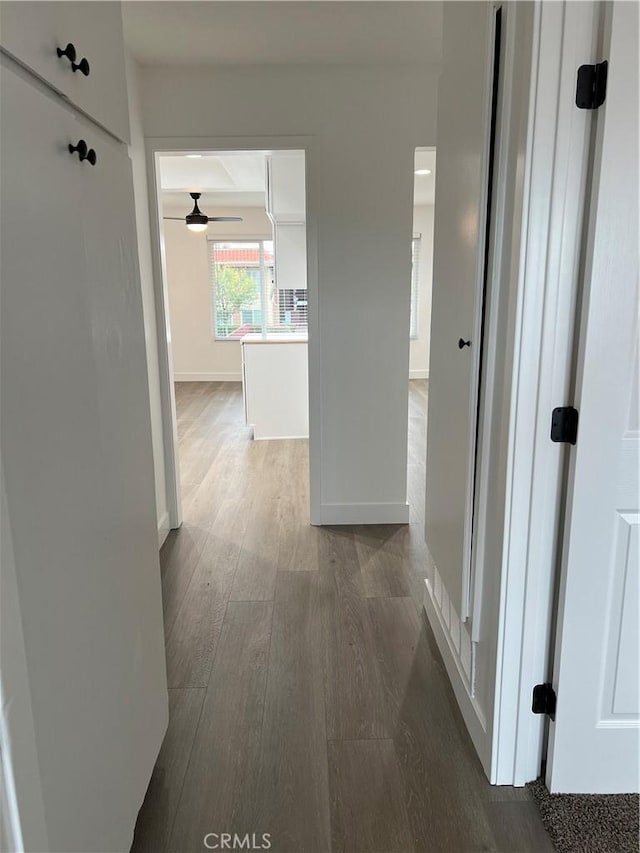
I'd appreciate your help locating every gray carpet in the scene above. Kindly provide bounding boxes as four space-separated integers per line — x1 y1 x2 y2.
527 779 639 853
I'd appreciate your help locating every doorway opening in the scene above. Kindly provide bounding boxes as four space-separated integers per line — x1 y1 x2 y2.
407 147 436 564
154 148 312 538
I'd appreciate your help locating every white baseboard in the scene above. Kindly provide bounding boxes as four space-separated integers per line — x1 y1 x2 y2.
319 501 410 525
157 512 170 548
423 578 491 776
253 434 309 441
173 372 242 382
409 369 429 380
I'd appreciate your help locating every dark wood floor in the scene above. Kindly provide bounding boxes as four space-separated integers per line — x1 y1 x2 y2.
131 381 553 853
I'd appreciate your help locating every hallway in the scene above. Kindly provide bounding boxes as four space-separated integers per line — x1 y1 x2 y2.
131 381 552 853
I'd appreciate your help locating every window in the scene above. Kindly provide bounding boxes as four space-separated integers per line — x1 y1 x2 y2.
209 239 308 339
410 236 421 339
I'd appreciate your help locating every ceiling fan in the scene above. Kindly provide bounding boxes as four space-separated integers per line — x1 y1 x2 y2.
164 192 243 232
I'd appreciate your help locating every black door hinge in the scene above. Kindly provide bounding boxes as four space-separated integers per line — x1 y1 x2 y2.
532 683 557 720
551 406 579 445
576 60 608 109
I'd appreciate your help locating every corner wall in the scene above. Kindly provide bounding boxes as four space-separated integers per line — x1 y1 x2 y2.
140 62 438 521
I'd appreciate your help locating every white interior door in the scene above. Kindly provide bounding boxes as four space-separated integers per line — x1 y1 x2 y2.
547 0 639 794
425 1 493 615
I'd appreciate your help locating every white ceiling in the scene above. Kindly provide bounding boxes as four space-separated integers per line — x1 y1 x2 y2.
159 153 266 191
123 2 442 67
159 152 267 210
159 149 436 210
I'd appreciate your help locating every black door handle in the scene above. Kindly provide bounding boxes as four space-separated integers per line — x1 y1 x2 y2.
56 43 77 63
69 140 97 165
458 338 471 349
56 43 90 75
72 57 90 76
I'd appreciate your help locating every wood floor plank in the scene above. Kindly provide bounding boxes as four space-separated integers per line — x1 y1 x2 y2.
328 739 414 853
130 688 206 853
367 597 499 852
168 602 273 853
275 492 320 572
252 571 331 852
276 441 318 572
353 524 414 599
160 524 210 639
132 381 551 853
487 801 555 852
229 496 280 601
164 500 248 688
319 527 392 740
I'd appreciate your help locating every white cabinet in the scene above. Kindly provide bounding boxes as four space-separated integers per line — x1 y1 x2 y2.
274 223 307 290
242 337 309 439
265 152 306 223
0 50 165 853
0 1 130 142
265 153 308 291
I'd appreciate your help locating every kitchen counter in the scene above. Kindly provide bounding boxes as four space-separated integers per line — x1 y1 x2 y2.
241 333 308 344
241 335 308 440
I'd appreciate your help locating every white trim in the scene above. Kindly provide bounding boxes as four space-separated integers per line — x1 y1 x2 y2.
157 512 170 549
490 0 598 786
173 372 242 382
409 369 429 380
145 135 321 528
319 501 410 526
423 580 491 775
146 147 183 530
460 3 501 622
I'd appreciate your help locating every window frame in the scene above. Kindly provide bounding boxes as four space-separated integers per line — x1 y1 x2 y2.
208 238 273 341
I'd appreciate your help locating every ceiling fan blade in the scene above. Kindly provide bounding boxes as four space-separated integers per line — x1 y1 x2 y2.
163 217 185 221
207 216 243 222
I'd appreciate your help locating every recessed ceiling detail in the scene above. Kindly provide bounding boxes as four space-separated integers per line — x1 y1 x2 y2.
159 152 268 210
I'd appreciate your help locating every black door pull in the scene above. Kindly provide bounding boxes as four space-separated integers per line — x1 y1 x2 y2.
72 57 90 76
56 43 90 75
458 338 471 349
56 43 77 63
69 140 97 165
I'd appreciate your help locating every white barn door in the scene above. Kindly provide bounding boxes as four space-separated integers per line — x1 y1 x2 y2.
547 0 639 793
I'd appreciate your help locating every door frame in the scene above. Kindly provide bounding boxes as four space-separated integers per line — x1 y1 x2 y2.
424 0 601 785
489 0 600 784
144 135 321 529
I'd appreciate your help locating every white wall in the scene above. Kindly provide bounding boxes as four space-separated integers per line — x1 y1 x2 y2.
126 55 169 542
140 63 437 521
409 204 434 377
163 207 272 380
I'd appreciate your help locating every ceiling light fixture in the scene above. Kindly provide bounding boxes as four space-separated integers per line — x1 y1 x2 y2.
163 192 243 231
185 193 209 232
186 153 203 159
414 168 432 176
